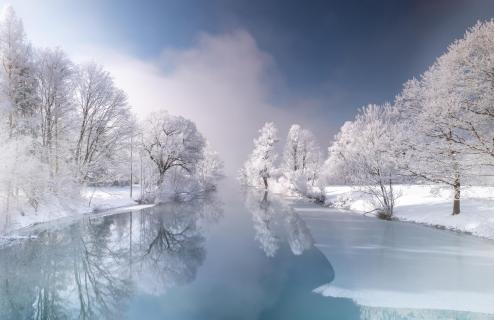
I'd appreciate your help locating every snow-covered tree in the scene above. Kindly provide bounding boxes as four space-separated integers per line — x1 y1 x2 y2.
437 21 494 168
324 104 401 218
34 48 75 176
298 129 321 183
140 111 221 202
241 122 279 189
142 110 206 186
195 143 224 192
0 7 45 224
283 124 303 173
392 20 494 215
321 121 357 186
73 63 131 183
0 6 224 230
394 63 474 215
0 5 37 137
283 124 321 185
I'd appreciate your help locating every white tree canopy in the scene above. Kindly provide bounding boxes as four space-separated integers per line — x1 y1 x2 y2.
241 122 279 189
141 110 206 186
323 104 401 217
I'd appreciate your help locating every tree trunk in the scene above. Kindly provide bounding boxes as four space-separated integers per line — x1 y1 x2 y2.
54 116 59 175
140 150 144 201
453 178 460 215
130 135 133 198
262 177 268 190
157 172 165 187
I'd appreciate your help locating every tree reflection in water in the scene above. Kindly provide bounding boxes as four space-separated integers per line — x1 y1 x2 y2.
71 220 132 319
243 189 313 257
0 195 223 320
133 197 222 294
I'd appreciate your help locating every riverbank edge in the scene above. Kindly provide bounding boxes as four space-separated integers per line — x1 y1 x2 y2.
271 184 494 242
0 204 158 249
0 186 148 241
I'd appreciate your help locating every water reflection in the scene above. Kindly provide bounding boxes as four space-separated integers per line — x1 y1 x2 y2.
0 187 341 320
4 183 487 319
244 189 313 257
133 197 222 294
0 195 223 320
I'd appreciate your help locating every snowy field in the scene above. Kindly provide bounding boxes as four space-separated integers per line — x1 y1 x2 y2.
1 185 143 236
323 185 494 240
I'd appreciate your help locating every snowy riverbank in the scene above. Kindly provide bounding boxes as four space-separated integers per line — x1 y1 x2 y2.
323 185 494 240
1 185 143 235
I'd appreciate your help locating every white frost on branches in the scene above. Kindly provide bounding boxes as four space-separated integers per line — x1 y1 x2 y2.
240 122 279 189
0 6 222 231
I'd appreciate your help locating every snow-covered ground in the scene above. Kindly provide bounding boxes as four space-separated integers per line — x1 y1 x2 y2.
1 185 144 235
82 185 141 211
315 285 494 315
323 185 494 240
295 196 494 316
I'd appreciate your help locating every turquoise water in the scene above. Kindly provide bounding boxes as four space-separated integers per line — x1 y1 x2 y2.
1 181 494 319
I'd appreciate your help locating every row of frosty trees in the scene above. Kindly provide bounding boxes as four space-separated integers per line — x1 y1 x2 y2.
242 20 494 218
0 7 222 227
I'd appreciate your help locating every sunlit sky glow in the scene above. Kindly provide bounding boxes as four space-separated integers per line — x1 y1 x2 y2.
4 0 494 173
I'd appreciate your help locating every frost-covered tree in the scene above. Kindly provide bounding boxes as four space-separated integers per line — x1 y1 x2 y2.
142 111 206 186
0 7 145 228
0 6 227 231
73 63 131 183
140 111 221 202
392 20 494 215
35 48 75 175
283 124 321 185
0 135 46 215
321 121 357 186
241 122 279 189
324 104 401 218
298 129 321 183
0 7 44 224
284 124 303 173
195 143 224 192
437 21 494 167
395 66 472 215
0 5 37 137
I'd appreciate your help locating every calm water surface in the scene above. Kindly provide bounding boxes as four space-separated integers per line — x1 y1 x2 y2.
1 180 494 319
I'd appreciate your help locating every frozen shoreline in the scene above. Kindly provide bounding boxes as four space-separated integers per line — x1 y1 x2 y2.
314 284 494 315
1 185 145 239
321 185 494 240
5 183 494 243
293 193 494 316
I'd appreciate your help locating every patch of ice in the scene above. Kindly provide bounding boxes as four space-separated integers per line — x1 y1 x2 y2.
315 284 494 314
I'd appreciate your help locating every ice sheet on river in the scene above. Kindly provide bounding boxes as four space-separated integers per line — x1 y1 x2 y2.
292 201 494 315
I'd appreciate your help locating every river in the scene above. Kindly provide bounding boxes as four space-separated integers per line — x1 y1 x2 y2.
0 179 493 319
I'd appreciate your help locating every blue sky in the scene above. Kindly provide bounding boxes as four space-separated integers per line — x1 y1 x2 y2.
5 0 494 172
